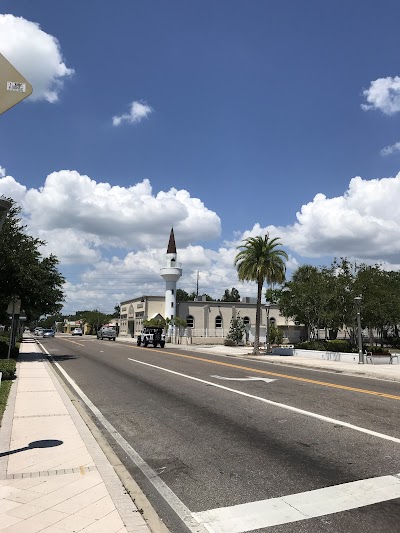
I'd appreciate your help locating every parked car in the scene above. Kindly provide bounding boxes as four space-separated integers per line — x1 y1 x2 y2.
97 327 116 341
72 328 83 336
42 329 55 338
137 327 165 348
34 328 44 336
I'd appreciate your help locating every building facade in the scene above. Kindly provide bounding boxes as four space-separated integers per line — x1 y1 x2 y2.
118 295 303 345
118 228 303 344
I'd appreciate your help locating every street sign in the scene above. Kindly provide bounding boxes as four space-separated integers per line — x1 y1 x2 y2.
7 297 21 315
0 52 33 115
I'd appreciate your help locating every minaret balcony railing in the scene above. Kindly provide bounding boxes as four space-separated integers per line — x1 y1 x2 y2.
164 261 182 269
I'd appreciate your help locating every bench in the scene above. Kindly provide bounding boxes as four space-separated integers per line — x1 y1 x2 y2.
365 352 399 365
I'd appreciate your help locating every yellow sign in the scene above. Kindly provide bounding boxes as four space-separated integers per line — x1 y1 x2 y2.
0 52 33 115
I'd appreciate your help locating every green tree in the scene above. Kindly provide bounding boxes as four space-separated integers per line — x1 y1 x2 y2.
221 287 241 302
73 310 110 334
265 288 282 304
235 233 288 354
38 313 63 330
278 258 400 346
0 201 65 323
269 322 284 345
279 265 326 341
165 316 187 343
224 316 245 345
177 289 191 301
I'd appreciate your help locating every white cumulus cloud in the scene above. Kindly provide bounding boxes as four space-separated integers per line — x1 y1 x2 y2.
0 14 74 103
361 76 400 115
112 101 153 126
380 142 400 156
4 165 400 313
263 173 400 263
0 169 221 264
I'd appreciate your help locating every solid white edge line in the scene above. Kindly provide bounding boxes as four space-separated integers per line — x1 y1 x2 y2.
38 343 209 533
127 358 400 444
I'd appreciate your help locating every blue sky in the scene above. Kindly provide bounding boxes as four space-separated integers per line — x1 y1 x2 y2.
2 1 400 313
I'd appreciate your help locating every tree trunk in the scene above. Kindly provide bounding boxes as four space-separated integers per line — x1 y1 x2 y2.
253 280 262 355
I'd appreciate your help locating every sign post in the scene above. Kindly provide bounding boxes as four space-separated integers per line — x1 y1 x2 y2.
0 52 33 115
7 297 21 359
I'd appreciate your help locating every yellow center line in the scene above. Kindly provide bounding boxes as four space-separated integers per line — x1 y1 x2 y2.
130 345 400 401
59 338 85 347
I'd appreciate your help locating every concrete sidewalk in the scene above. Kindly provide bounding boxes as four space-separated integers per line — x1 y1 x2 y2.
0 339 152 533
116 336 400 383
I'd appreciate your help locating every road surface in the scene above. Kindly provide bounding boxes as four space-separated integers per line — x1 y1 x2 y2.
38 335 400 533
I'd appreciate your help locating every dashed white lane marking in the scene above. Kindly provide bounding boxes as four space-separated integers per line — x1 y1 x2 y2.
211 375 276 383
127 358 400 444
192 473 400 532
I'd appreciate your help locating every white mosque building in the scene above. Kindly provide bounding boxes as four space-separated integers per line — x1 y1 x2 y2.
118 229 303 344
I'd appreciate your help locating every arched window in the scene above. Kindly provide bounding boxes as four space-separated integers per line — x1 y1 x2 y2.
243 316 250 326
186 315 194 328
215 316 223 328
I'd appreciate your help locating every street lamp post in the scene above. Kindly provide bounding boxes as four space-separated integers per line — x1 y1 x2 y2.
266 302 271 353
354 296 364 364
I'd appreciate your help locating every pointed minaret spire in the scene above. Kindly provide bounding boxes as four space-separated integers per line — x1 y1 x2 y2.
160 228 182 326
167 227 177 254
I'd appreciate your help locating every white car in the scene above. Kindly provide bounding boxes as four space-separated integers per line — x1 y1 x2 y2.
72 328 83 336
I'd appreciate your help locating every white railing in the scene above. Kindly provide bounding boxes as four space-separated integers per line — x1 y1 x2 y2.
181 328 225 338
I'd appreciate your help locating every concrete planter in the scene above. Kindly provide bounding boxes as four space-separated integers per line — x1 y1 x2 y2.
271 347 399 364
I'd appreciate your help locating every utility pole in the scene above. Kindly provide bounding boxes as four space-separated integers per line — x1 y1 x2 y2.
196 271 199 298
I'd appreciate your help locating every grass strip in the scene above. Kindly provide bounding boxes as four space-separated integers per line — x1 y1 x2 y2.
0 380 13 425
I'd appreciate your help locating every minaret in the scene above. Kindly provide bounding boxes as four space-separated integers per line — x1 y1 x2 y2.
160 228 182 323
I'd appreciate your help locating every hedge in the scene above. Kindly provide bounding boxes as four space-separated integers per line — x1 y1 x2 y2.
0 359 16 380
0 335 20 359
295 339 354 352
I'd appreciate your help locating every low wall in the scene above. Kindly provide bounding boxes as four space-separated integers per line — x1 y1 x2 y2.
271 347 398 364
170 337 225 345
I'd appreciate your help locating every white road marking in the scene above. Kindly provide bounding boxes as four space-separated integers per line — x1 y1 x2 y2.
37 342 400 533
127 358 400 444
211 375 276 383
192 473 400 532
38 345 209 533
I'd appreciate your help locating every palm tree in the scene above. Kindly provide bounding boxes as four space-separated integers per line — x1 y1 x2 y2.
235 234 288 354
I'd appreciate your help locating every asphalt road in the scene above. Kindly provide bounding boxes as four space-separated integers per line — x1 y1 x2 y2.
38 335 400 533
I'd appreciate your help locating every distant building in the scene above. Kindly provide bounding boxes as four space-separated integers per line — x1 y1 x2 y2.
118 228 302 344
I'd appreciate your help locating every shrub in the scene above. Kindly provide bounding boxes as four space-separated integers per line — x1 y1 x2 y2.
364 345 390 355
325 340 352 352
0 359 16 380
0 338 19 359
224 338 236 347
225 317 245 346
296 340 328 351
385 337 400 348
296 339 356 353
